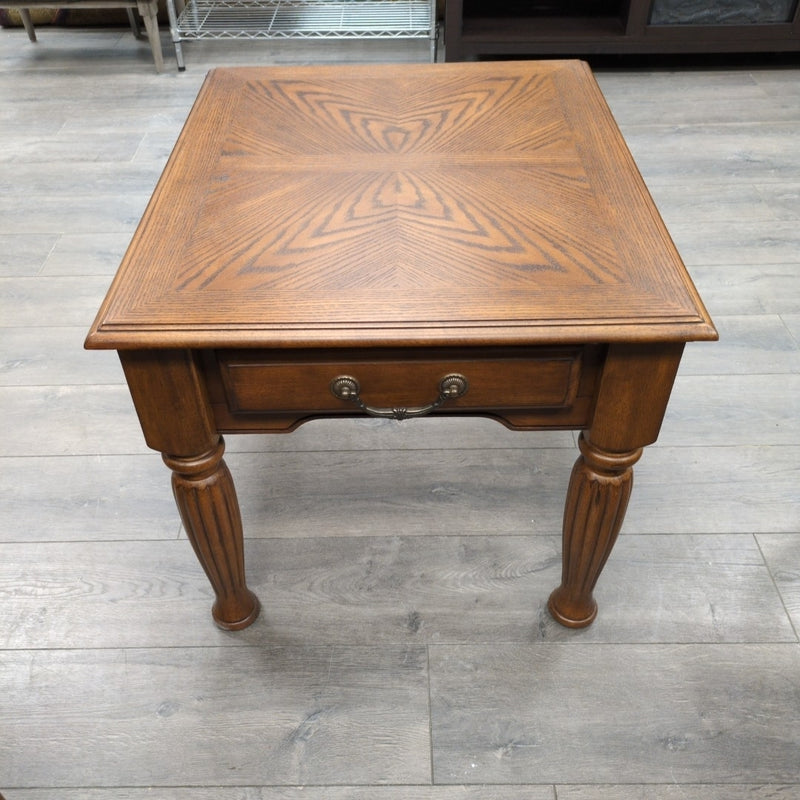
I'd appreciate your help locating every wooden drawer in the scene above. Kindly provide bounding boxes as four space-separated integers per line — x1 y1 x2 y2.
215 347 584 415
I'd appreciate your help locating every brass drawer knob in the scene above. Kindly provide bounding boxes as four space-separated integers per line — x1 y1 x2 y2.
330 373 469 421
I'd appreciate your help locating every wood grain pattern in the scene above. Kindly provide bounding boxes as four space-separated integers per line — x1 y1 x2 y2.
0 326 124 386
0 455 180 543
625 445 800 534
549 436 639 627
675 315 800 376
225 445 577 537
85 61 715 349
558 786 800 799
0 183 148 234
0 233 59 277
659 374 800 446
81 61 717 635
0 276 115 327
41 232 133 277
621 126 800 186
4 790 558 800
689 263 800 316
429 644 800 784
217 347 584 413
120 349 261 627
2 31 798 797
784 313 800 342
756 534 800 636
1 646 431 786
223 444 800 539
166 441 260 629
0 385 150 456
596 69 800 127
5 788 798 800
669 220 800 267
1 533 793 649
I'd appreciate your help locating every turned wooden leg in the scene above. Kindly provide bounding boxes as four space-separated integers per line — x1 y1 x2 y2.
163 438 260 631
548 432 642 628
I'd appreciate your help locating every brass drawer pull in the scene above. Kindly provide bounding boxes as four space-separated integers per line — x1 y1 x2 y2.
330 373 469 420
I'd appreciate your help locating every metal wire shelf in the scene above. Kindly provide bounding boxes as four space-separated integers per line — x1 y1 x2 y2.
168 0 438 67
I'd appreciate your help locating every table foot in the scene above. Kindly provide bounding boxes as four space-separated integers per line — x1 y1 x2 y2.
164 439 260 630
547 589 597 628
213 591 261 631
549 433 641 628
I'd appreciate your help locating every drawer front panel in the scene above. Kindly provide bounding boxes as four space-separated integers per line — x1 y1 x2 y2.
217 348 583 415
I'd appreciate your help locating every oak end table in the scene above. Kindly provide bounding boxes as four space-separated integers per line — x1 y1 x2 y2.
86 61 716 631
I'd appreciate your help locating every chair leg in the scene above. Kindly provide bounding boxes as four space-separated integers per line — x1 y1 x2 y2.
126 6 142 39
136 0 164 72
18 8 37 41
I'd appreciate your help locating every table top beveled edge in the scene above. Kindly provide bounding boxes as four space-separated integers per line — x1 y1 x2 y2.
84 59 718 353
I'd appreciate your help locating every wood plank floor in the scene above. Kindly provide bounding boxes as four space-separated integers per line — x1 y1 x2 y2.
1 25 799 798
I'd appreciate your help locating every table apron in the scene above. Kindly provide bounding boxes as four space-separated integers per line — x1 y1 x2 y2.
203 345 605 432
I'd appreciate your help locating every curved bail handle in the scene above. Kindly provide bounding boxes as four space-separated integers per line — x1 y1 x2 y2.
330 373 469 421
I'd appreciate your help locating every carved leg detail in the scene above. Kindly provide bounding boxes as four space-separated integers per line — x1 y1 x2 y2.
164 438 260 631
548 433 642 628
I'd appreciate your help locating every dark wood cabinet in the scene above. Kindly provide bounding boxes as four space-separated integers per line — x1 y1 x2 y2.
444 0 800 61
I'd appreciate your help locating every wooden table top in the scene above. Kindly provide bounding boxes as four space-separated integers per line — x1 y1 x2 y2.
86 60 716 351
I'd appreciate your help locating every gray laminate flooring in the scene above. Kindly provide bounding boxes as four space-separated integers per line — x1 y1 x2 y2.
1 23 799 798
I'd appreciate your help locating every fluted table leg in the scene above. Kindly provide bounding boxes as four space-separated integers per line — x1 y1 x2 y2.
164 440 260 630
548 433 641 628
547 342 685 628
119 349 261 631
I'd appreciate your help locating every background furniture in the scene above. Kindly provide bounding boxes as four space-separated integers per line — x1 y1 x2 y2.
0 0 165 70
165 0 438 70
444 0 800 61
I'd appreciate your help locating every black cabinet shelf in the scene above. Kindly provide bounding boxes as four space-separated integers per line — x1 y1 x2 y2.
444 0 800 60
460 15 626 42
